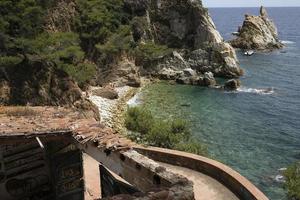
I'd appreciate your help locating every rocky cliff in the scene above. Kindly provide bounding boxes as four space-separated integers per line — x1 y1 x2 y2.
230 6 283 51
0 0 243 107
126 0 243 86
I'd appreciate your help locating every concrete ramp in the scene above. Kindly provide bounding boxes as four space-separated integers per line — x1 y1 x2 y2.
159 162 239 200
135 146 269 200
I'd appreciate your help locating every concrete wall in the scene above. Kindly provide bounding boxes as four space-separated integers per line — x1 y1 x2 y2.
134 146 269 200
75 140 195 200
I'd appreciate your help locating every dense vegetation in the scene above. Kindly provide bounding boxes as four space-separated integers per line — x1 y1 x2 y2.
0 0 97 86
284 162 300 200
125 106 207 156
0 0 172 88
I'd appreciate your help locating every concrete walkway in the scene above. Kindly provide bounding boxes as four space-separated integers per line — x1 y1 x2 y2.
159 162 239 200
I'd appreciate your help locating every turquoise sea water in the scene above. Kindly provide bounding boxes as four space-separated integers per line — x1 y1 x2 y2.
136 8 300 200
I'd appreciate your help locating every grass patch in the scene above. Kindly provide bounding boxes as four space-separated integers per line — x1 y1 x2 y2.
284 162 300 200
125 106 207 156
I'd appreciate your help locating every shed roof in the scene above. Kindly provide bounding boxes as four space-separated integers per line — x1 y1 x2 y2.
0 106 133 150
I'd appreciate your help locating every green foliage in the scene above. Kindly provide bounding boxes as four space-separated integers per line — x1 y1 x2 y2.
75 0 129 53
96 25 135 62
0 0 47 38
284 162 300 200
0 0 173 88
125 106 154 135
174 142 208 156
125 106 207 156
136 42 172 61
60 63 96 85
12 32 96 85
0 56 23 67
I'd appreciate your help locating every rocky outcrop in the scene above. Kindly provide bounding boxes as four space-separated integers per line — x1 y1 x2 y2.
0 58 100 120
130 0 243 87
224 79 241 90
44 0 77 33
230 6 283 51
97 59 141 88
92 87 119 100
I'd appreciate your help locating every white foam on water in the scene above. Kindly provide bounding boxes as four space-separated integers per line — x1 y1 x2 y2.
127 92 142 107
237 87 275 95
281 40 295 44
274 175 286 183
225 87 275 95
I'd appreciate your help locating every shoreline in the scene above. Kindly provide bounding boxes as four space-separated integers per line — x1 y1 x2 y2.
88 79 150 135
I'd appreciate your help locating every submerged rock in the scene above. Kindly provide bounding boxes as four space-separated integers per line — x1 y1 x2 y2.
230 6 283 51
224 79 241 90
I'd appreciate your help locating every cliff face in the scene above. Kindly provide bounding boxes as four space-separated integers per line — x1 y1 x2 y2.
126 0 243 86
0 0 243 107
0 59 80 106
230 6 283 50
0 58 100 119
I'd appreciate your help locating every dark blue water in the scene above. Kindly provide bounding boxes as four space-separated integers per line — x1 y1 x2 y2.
138 8 300 200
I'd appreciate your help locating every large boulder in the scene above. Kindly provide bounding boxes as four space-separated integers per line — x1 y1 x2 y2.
92 87 119 100
230 6 283 51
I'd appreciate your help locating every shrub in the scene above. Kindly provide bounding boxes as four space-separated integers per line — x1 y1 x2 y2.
0 56 23 67
135 42 172 61
284 162 300 200
174 142 207 156
146 121 180 149
96 25 135 63
125 106 207 156
125 107 154 135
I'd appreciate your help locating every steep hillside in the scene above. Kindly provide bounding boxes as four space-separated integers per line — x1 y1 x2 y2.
0 0 243 106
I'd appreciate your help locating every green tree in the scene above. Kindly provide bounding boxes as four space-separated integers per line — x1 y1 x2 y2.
75 0 128 55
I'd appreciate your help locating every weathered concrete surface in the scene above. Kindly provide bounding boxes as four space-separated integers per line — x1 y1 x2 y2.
159 162 239 200
135 146 269 200
83 153 101 200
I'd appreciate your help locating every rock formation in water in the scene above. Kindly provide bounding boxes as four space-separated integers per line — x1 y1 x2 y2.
230 6 283 51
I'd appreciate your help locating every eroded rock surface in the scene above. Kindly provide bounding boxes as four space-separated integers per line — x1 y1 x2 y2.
230 6 283 51
0 59 100 120
133 0 243 86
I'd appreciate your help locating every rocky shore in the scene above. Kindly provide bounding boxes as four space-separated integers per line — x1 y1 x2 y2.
88 86 136 132
88 79 151 134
